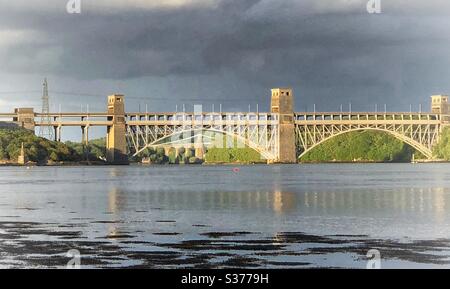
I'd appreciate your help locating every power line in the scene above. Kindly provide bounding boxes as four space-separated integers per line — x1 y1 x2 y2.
50 91 105 97
0 88 264 102
51 93 264 103
125 96 264 103
0 90 41 94
0 88 265 105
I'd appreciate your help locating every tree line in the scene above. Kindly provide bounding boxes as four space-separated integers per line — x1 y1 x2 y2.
2 127 438 164
0 128 81 163
300 130 418 162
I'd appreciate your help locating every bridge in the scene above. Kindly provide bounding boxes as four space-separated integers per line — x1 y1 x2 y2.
0 88 448 164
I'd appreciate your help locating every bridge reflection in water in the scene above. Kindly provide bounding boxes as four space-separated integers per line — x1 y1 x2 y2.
106 186 449 223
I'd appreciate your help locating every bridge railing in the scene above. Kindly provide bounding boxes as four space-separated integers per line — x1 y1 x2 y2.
125 112 280 126
3 111 448 127
294 112 441 123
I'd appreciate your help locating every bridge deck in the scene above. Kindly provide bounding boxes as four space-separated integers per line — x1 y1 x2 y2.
34 121 113 127
295 120 441 125
0 111 446 127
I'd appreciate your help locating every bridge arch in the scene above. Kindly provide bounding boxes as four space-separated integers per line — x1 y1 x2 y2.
132 128 274 160
298 128 433 160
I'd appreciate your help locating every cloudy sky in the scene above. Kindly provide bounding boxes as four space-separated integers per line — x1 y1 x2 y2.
0 0 449 139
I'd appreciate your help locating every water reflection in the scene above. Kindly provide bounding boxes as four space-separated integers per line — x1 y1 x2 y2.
434 188 445 223
2 164 450 235
108 188 119 214
107 188 118 237
107 188 129 238
107 186 449 223
273 191 296 214
2 165 450 268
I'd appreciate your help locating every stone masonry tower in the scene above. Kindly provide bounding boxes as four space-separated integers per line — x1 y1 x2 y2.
13 108 35 131
271 88 296 163
106 94 128 164
431 95 449 114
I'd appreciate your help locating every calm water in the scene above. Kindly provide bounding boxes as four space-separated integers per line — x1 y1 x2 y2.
1 164 450 268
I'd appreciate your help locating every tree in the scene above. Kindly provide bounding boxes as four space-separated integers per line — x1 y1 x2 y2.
168 147 179 164
204 147 262 163
49 151 59 162
0 128 84 163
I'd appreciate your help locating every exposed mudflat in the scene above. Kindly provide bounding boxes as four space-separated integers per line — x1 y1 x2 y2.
1 221 450 268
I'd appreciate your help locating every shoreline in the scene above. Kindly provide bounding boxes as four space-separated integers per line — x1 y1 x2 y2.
1 159 449 167
0 161 109 167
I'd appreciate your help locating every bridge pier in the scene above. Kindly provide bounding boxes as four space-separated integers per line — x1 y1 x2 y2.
164 147 171 155
195 146 204 159
81 125 90 161
81 126 89 145
106 94 129 164
271 88 297 163
54 125 61 142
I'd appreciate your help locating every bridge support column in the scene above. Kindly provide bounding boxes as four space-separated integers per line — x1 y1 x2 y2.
106 94 129 164
271 88 296 163
164 147 171 155
82 126 89 145
195 146 204 159
81 125 90 161
54 126 61 142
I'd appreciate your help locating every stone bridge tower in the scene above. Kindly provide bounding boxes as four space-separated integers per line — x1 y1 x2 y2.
271 88 296 163
106 94 128 164
431 95 449 114
13 108 35 131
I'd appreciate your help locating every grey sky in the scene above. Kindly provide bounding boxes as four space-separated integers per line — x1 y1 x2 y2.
0 0 449 140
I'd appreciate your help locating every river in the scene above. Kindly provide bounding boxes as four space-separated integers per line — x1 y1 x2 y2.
1 164 450 268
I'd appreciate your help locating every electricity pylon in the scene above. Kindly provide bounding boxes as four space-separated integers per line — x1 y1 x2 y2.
38 78 54 140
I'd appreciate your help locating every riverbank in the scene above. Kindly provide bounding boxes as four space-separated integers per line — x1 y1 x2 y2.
0 159 450 167
0 160 108 167
2 160 450 166
300 158 449 164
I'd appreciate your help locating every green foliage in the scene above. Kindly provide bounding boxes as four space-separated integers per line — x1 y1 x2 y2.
0 128 82 163
168 147 179 164
433 127 450 160
49 151 59 162
65 137 106 161
300 130 417 162
140 147 156 158
137 145 206 164
177 147 196 164
205 147 263 163
156 147 165 155
140 146 169 164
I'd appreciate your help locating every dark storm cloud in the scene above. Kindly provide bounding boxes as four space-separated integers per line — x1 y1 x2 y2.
0 0 261 78
0 0 450 111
